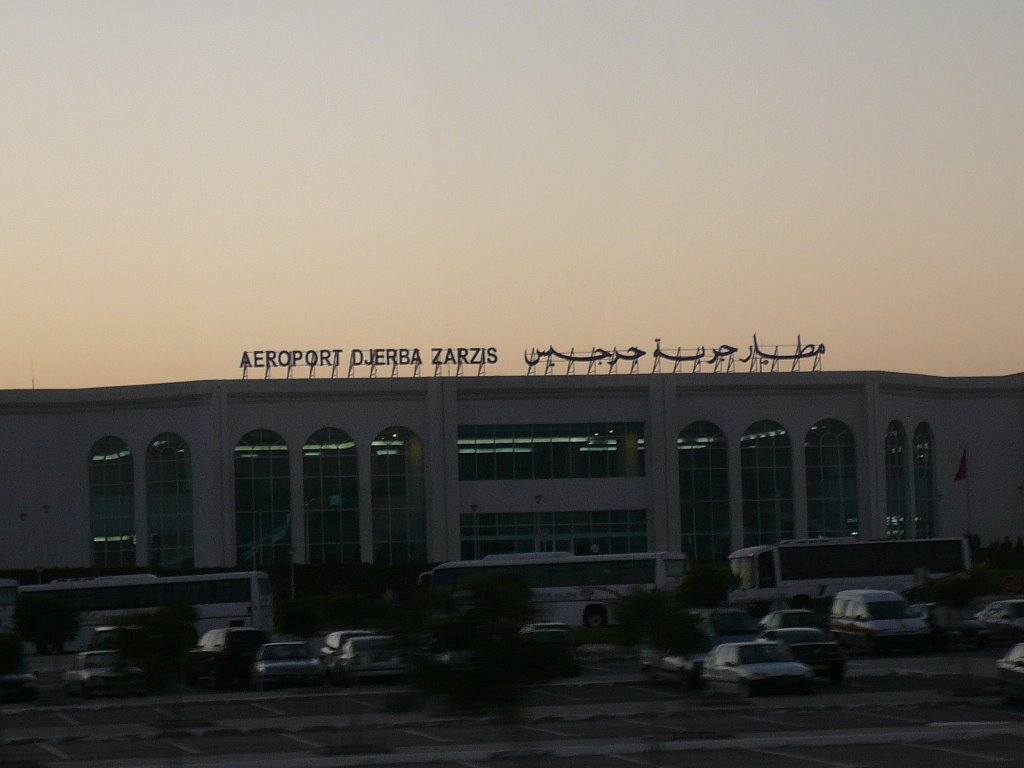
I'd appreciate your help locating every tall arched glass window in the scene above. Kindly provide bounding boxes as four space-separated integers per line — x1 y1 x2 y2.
805 419 858 538
678 421 729 563
146 433 194 568
913 423 936 538
885 421 908 539
235 429 291 566
303 428 359 563
741 420 793 546
371 427 426 564
89 436 135 567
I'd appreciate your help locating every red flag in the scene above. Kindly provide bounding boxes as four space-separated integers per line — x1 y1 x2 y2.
954 448 968 482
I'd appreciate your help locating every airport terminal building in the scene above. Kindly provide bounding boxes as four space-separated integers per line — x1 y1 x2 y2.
1 369 1023 571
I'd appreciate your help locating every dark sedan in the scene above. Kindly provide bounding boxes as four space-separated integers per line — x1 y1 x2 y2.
761 627 845 684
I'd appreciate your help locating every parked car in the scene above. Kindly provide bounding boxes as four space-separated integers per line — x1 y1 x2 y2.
518 623 580 681
911 602 990 650
639 634 714 690
759 609 830 632
830 589 930 653
702 641 814 697
997 642 1024 702
974 599 1024 645
331 634 408 685
698 608 762 645
318 629 375 677
760 627 845 684
187 627 269 688
62 651 146 698
86 625 143 651
250 641 325 690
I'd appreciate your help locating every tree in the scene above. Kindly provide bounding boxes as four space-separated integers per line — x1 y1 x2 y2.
415 573 535 711
614 588 701 655
677 565 732 609
115 604 199 691
14 594 79 654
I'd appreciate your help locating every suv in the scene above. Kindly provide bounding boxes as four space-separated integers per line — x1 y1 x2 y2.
187 627 268 688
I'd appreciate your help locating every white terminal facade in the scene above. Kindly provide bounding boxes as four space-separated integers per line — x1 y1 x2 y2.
1 371 1023 571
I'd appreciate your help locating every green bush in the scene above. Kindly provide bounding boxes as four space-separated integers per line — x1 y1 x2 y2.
14 594 79 654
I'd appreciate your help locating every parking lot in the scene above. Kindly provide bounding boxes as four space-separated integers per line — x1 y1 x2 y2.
3 644 1022 767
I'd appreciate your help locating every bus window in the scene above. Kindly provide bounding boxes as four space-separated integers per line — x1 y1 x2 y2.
757 551 776 588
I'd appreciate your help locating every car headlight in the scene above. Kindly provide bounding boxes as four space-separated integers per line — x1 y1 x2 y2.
254 663 266 673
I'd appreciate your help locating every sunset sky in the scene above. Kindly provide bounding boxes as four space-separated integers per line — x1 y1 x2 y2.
3 1 1022 389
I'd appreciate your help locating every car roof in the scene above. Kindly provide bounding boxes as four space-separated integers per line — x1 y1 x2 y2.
834 589 905 600
766 627 830 638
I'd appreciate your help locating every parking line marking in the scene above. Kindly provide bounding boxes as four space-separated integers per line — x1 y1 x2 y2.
524 724 572 738
250 702 284 715
544 689 584 702
899 741 1010 762
399 727 451 743
739 713 796 727
611 756 665 767
38 743 71 760
752 747 861 767
171 741 201 754
856 709 927 724
54 711 79 725
283 733 322 748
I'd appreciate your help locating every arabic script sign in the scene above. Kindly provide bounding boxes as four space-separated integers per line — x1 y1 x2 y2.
523 335 825 375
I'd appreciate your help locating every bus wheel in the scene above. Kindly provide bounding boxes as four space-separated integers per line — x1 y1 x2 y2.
583 606 607 629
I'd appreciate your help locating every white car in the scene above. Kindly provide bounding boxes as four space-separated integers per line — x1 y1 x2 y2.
701 641 813 697
62 651 146 698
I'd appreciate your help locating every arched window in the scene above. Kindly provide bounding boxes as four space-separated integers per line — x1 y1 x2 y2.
89 436 135 567
235 429 291 566
805 419 858 538
146 433 193 568
303 428 359 563
913 423 936 538
885 421 908 539
741 420 793 546
678 421 729 563
371 427 426 564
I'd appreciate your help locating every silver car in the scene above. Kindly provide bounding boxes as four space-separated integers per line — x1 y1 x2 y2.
332 634 408 685
997 642 1024 702
62 651 146 698
701 641 813 697
250 642 325 690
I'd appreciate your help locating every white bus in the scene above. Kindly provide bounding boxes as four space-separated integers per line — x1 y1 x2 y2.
0 578 18 634
423 551 689 629
19 571 274 651
727 537 971 611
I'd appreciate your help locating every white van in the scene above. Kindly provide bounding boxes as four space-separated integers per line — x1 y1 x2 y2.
830 589 929 653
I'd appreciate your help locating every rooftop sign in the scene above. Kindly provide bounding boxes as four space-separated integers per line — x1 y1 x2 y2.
238 336 824 379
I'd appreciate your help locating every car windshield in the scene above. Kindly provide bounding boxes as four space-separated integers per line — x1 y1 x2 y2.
781 612 829 629
263 644 311 660
232 631 267 650
739 644 793 664
779 629 829 644
354 637 396 653
867 601 913 620
710 612 760 635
